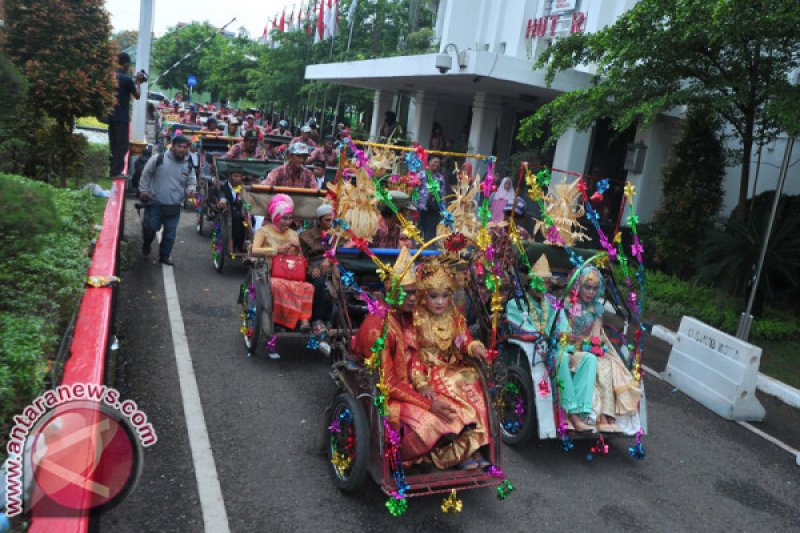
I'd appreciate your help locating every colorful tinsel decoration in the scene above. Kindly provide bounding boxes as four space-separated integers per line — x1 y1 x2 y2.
441 490 463 514
487 465 505 479
496 480 515 500
266 335 277 352
628 429 646 460
386 492 408 517
330 451 352 476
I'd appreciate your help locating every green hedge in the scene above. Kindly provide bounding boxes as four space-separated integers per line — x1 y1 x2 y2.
613 266 799 342
0 173 95 433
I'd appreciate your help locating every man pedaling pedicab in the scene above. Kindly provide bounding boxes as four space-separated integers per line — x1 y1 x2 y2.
308 135 338 167
224 129 267 161
351 251 493 470
299 204 335 334
261 142 319 189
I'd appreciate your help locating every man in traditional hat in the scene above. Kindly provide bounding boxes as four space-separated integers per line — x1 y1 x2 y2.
271 119 292 136
181 106 199 125
262 142 318 189
241 113 263 138
300 204 335 333
291 125 317 148
351 247 458 452
200 116 220 134
309 135 338 167
225 117 241 137
224 129 266 160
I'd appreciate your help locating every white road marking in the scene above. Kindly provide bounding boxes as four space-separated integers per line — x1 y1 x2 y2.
643 358 799 464
737 421 800 462
162 264 231 532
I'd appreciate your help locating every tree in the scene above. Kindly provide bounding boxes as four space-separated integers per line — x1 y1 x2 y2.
152 22 224 94
518 0 800 221
651 108 725 277
112 30 138 52
3 0 115 185
200 34 261 102
248 0 434 128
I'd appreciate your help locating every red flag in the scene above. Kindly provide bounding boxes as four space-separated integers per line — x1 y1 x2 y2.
315 0 325 43
279 9 286 32
306 7 313 36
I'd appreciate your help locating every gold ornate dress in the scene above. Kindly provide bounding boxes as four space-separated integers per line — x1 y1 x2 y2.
408 305 490 469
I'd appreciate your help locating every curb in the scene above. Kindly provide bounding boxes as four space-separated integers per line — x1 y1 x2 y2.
650 324 800 410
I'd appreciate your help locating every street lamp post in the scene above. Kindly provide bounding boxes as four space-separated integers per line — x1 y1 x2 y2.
736 135 795 341
131 0 155 144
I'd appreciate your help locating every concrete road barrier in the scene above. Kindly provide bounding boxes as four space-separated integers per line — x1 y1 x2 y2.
665 316 765 421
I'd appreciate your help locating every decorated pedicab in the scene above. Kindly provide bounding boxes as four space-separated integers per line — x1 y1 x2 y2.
238 182 328 352
205 159 289 272
311 138 515 516
495 164 648 460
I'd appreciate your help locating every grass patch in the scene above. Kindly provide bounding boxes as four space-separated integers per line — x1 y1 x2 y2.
612 265 799 385
76 116 108 130
0 174 97 440
760 340 800 389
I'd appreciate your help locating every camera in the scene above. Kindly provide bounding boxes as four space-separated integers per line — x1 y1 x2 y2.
435 53 452 74
137 70 149 82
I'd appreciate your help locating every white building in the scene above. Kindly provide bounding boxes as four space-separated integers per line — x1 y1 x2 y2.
306 0 799 222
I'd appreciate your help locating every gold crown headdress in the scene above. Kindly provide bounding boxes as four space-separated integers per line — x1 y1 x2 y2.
417 258 464 292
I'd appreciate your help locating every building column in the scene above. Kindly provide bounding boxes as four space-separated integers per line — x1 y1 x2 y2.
495 106 518 173
369 90 395 141
552 127 593 175
409 90 438 148
626 121 677 223
467 92 503 172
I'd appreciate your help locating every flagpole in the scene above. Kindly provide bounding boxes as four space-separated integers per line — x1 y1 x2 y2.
332 2 356 134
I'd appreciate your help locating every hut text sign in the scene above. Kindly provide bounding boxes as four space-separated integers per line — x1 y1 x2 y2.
665 316 765 421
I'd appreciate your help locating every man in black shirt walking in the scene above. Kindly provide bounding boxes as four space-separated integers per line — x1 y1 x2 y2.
108 52 144 177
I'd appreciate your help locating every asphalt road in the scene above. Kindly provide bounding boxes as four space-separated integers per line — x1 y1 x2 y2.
97 199 800 532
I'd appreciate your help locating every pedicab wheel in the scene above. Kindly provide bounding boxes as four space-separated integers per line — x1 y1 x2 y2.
213 223 227 273
241 272 261 355
213 245 225 272
196 205 204 234
328 392 369 492
500 365 536 445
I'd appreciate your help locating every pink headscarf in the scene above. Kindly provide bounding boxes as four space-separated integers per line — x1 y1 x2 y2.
268 193 294 226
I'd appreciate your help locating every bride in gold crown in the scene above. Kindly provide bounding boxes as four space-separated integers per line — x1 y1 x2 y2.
407 259 492 470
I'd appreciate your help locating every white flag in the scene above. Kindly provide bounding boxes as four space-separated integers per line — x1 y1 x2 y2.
324 0 338 39
347 0 358 27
